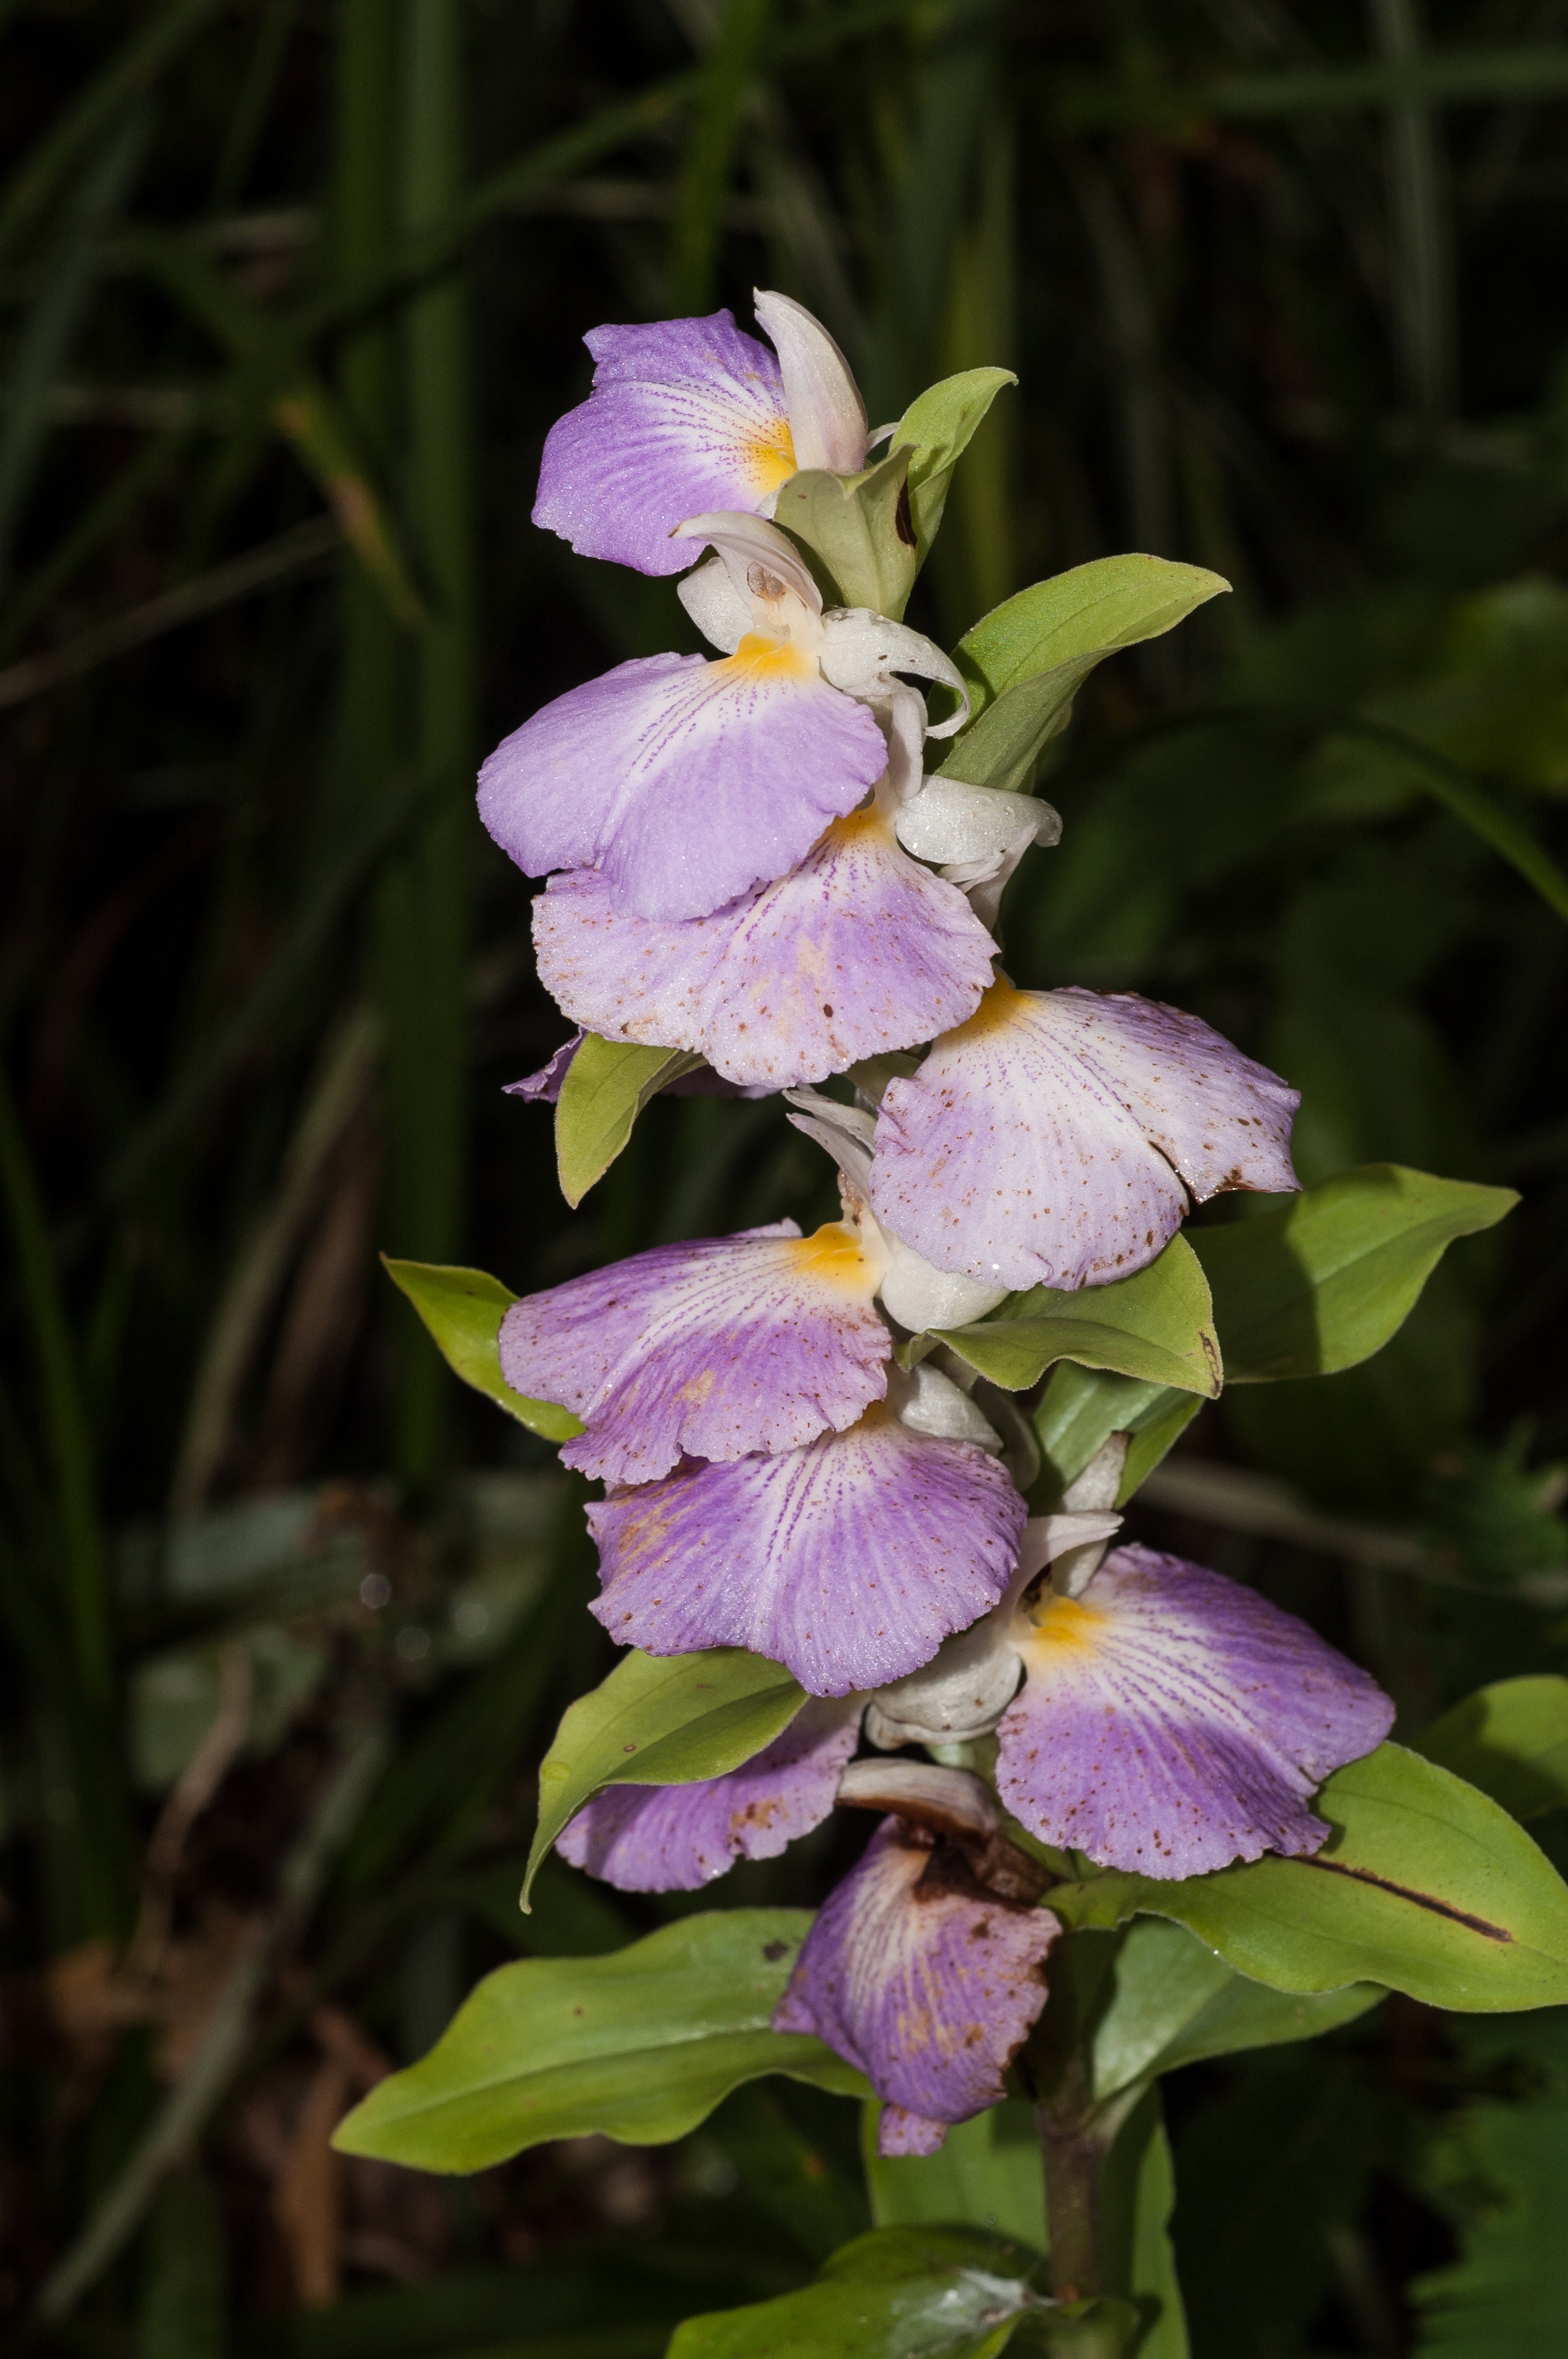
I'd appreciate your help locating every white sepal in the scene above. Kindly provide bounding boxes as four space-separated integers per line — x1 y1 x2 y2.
837 1757 999 1836
1048 1448 1129 1597
886 1361 1002 1452
818 610 970 730
677 553 750 653
753 289 867 474
878 1241 1007 1336
784 1089 877 1197
895 780 1059 868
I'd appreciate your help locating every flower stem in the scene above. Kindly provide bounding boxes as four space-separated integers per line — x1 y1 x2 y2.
1038 2092 1105 2300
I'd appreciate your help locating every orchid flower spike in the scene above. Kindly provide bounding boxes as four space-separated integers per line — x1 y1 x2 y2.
868 980 1301 1292
532 293 868 577
478 512 967 925
772 1765 1058 2157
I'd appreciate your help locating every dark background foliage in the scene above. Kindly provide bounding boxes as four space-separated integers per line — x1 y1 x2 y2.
3 2 1568 2352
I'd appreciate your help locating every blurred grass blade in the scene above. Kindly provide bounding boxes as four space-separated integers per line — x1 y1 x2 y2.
0 0 224 267
668 0 773 314
0 1065 110 1706
1347 720 1568 922
0 108 149 580
0 424 191 665
209 0 304 214
1369 0 1454 423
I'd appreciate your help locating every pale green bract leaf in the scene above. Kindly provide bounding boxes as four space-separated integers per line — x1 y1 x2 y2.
1088 1918 1381 2111
332 1911 865 2173
862 2100 1044 2248
1100 2091 1188 2359
382 1258 580 1441
774 446 917 620
554 1033 702 1208
1192 1162 1516 1383
1416 1676 1568 1821
938 1235 1220 1400
1032 1365 1187 1503
524 1647 807 1906
893 366 1018 561
936 557 1229 794
669 2226 1134 2359
1049 1743 1568 2012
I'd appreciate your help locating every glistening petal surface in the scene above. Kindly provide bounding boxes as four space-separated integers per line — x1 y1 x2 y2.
771 1820 1058 2153
869 982 1297 1291
499 1220 890 1484
532 313 795 576
533 808 996 1090
478 646 887 922
587 1408 1027 1698
555 1699 862 1892
996 1543 1394 1878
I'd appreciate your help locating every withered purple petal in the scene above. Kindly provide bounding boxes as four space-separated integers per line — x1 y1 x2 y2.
771 1819 1059 2152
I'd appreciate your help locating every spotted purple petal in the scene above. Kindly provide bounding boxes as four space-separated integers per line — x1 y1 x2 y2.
772 1819 1059 2154
555 1698 862 1892
996 1543 1394 1879
499 1220 891 1485
478 645 887 923
587 1408 1028 1698
503 1031 583 1104
532 312 796 576
532 807 997 1090
869 981 1300 1291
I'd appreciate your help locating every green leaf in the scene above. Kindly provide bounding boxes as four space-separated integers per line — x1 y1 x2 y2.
555 1034 702 1209
1191 1162 1516 1383
774 446 918 619
937 557 1229 794
1100 2090 1188 2359
939 1237 1220 1400
383 1258 580 1441
893 367 1018 561
1088 1918 1381 2110
1051 1743 1568 2012
862 2099 1044 2248
668 2225 1134 2359
1031 1365 1189 1504
332 1911 866 2172
524 1647 806 1905
1416 1677 1568 1821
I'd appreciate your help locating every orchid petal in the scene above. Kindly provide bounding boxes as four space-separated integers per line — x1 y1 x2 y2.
499 1219 891 1484
869 981 1300 1291
587 1405 1027 1697
771 1817 1059 2153
556 1698 862 1892
753 289 867 474
503 1031 582 1104
479 645 887 922
996 1543 1394 1878
532 806 996 1087
533 312 794 576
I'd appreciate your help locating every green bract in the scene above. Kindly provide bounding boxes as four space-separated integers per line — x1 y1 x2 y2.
1191 1161 1515 1382
523 1645 807 1905
332 1910 867 2172
1050 1743 1568 2012
382 1257 580 1440
937 556 1229 794
939 1234 1220 1399
667 2226 1134 2359
894 366 1018 562
554 1032 703 1207
775 445 918 619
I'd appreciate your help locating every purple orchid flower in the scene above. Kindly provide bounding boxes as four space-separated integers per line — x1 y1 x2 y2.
532 293 868 577
866 979 1301 1292
478 514 968 926
587 1369 1028 1698
774 1762 1059 2157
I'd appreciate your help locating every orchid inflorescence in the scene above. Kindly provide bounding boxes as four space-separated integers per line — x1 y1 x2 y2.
469 292 1396 2161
